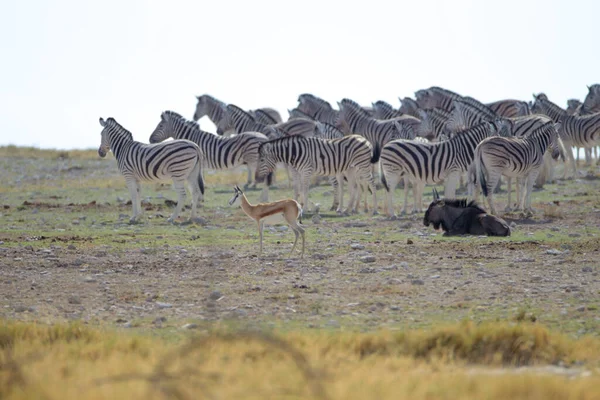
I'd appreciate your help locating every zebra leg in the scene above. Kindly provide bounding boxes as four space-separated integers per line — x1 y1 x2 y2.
126 179 142 223
444 172 459 199
336 173 346 214
413 182 425 214
301 174 312 212
524 170 540 214
484 172 502 216
362 168 378 215
169 180 187 223
401 177 410 215
329 176 339 211
258 221 264 257
585 148 592 166
385 174 400 218
505 178 513 211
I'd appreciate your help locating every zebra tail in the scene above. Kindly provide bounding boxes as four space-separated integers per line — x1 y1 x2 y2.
371 141 381 164
195 149 205 195
477 151 488 197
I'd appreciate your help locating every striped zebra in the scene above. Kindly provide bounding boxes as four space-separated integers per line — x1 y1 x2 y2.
251 108 282 124
372 101 402 120
297 94 339 124
486 99 530 118
223 104 315 138
475 122 560 215
149 111 271 197
98 117 204 224
256 135 380 214
380 122 498 216
567 99 582 115
337 98 418 152
581 84 600 114
415 86 462 112
417 108 452 141
398 97 421 118
532 94 600 178
288 108 315 120
193 94 231 136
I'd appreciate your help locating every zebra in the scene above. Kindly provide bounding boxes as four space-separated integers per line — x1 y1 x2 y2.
566 99 582 115
398 97 421 118
372 100 402 120
417 108 452 141
193 94 230 136
297 93 339 124
97 117 204 224
445 97 499 133
149 111 270 198
222 104 316 139
336 98 417 151
475 122 560 215
531 94 600 178
288 108 315 120
250 108 282 124
415 86 462 112
581 84 600 115
486 99 530 118
380 121 498 217
255 135 380 214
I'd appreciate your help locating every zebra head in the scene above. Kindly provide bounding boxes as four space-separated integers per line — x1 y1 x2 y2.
98 117 133 158
566 99 582 115
228 185 243 206
255 142 277 183
582 84 600 113
98 117 109 157
193 95 207 121
149 111 178 143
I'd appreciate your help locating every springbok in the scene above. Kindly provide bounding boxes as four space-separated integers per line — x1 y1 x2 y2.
228 185 305 258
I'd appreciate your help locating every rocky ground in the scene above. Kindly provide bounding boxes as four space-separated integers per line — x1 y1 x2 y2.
0 150 599 334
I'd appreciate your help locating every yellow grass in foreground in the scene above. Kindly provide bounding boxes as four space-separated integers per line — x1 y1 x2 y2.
1 320 600 400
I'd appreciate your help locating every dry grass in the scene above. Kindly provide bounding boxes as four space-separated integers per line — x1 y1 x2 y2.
2 320 600 400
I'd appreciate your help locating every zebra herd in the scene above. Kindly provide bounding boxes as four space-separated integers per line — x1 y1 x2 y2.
97 85 600 223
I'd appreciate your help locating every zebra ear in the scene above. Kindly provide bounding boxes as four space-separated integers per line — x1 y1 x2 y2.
161 112 169 122
553 122 562 132
99 118 106 127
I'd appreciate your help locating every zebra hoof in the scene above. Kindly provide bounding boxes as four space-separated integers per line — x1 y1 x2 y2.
129 216 142 224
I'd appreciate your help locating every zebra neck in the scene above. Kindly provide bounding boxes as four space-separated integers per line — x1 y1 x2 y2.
109 133 134 160
207 100 225 124
541 101 567 121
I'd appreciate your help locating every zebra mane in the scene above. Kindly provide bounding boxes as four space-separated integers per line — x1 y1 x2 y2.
227 104 256 122
457 97 498 117
428 86 463 99
288 108 313 119
163 110 203 131
298 93 332 109
438 198 486 213
533 95 567 117
197 94 226 106
340 98 370 118
104 118 133 141
253 109 278 125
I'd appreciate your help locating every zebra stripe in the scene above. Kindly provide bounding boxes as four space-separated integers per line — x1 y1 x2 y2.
417 108 452 141
297 93 339 124
337 98 417 154
486 99 530 118
380 122 497 216
256 135 380 213
567 99 582 115
224 105 315 139
98 117 204 223
193 94 230 135
582 84 600 114
149 111 269 189
475 122 559 214
532 94 600 177
398 97 421 118
415 86 462 112
372 100 402 120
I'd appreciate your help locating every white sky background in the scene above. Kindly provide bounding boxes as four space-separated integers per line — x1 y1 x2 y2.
0 0 598 150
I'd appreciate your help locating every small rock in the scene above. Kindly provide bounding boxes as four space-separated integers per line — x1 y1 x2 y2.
582 267 593 273
84 276 97 283
156 302 173 309
406 238 414 245
411 279 425 286
311 214 321 224
360 255 376 263
209 291 222 300
326 319 340 328
530 276 543 283
351 243 365 250
115 318 128 323
359 267 377 273
576 306 586 312
510 222 517 229
181 323 198 330
430 274 440 279
568 233 581 238
68 296 81 305
72 219 80 225
14 305 28 313
550 226 560 232
443 290 455 295
546 249 563 255
67 244 76 250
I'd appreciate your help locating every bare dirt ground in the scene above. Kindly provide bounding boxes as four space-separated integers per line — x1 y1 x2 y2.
1 150 599 335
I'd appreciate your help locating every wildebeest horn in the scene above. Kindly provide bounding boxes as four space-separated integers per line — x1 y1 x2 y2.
432 188 440 201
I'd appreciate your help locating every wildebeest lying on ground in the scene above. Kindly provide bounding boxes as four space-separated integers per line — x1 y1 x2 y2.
424 189 511 236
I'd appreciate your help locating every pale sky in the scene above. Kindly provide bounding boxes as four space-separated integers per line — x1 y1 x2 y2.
1 0 599 150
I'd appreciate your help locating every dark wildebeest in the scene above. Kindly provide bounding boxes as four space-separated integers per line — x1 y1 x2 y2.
424 189 511 236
